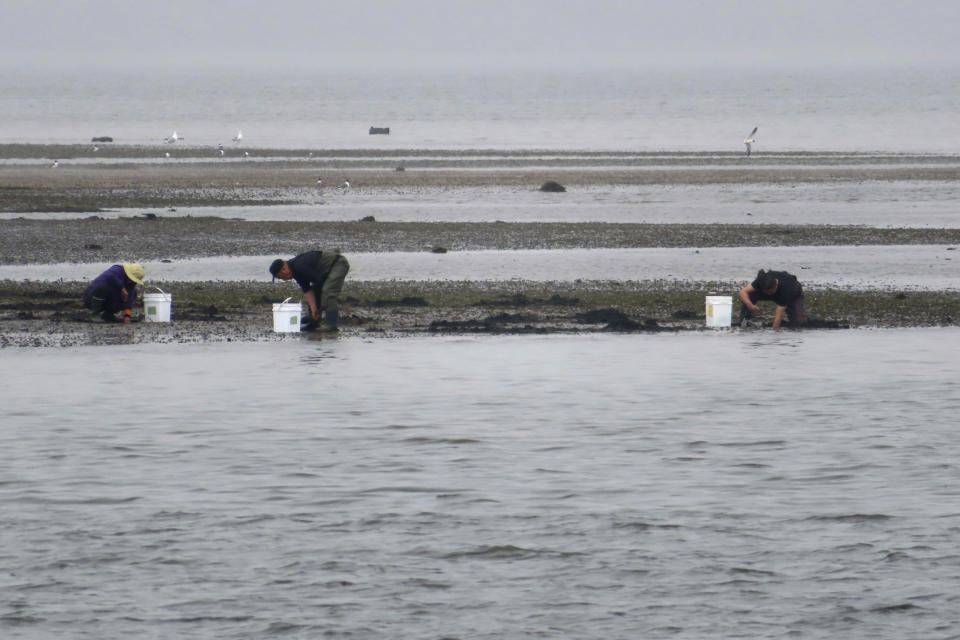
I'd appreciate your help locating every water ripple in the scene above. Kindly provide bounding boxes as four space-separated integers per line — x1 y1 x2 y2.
2 330 959 638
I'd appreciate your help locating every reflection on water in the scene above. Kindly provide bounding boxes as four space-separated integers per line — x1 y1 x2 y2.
2 329 960 638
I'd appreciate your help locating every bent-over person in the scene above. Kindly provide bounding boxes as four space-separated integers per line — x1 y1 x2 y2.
738 269 807 330
270 250 350 332
83 262 145 324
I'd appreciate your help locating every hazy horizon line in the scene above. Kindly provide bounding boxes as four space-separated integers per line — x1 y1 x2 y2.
3 56 958 76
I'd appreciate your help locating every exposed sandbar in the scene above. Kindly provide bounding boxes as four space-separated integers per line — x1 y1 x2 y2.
1 279 958 348
4 145 960 212
2 218 959 265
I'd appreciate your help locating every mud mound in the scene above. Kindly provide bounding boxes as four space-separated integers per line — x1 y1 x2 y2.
539 181 566 192
483 312 539 324
573 308 631 324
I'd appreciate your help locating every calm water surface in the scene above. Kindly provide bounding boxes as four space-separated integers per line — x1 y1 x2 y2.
3 329 960 638
2 68 959 151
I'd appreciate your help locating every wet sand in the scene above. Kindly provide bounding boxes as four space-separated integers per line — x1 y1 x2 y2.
3 218 960 265
2 279 958 348
4 144 960 214
2 145 958 346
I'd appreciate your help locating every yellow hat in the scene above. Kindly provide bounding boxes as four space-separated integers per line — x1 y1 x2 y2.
122 262 145 285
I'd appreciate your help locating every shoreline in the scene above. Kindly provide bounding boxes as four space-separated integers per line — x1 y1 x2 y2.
2 279 958 348
7 143 960 159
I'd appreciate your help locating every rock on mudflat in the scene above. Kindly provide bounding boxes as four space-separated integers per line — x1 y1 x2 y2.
539 181 566 192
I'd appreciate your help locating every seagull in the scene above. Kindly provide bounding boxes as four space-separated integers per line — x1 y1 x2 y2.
243 151 250 158
316 177 323 189
50 159 59 168
744 126 758 156
164 152 171 158
90 145 99 152
217 144 225 158
232 129 243 143
165 130 183 143
339 179 350 190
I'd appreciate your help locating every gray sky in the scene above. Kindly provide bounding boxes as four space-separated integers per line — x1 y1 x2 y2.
3 0 959 72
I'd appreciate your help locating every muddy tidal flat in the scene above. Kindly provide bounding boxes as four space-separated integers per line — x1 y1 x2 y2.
2 278 960 348
1 145 958 347
5 144 960 215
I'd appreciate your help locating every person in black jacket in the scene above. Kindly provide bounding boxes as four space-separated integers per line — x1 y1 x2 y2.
269 250 350 332
737 269 807 330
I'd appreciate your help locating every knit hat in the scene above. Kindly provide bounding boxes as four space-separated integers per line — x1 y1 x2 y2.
122 262 145 285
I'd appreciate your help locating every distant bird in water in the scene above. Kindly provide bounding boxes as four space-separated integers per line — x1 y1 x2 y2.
744 126 758 156
232 129 243 143
316 177 323 189
50 159 59 168
90 145 99 153
165 130 183 143
339 179 351 191
164 152 171 158
243 151 250 158
217 144 225 158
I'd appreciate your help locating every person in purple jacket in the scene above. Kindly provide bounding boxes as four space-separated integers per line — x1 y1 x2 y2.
83 263 145 324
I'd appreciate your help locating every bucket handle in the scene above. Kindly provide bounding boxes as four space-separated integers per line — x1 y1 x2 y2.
151 285 166 294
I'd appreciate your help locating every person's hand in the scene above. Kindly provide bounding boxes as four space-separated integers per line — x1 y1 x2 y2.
121 288 128 302
749 304 761 314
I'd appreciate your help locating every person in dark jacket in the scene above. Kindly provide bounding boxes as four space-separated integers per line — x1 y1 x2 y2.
83 263 145 324
738 269 807 330
269 250 350 331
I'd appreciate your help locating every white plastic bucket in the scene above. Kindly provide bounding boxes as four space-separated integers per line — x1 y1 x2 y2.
705 295 732 328
144 289 172 323
272 297 302 333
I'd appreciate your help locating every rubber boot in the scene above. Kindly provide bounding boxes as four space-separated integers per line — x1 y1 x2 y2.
321 308 339 332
